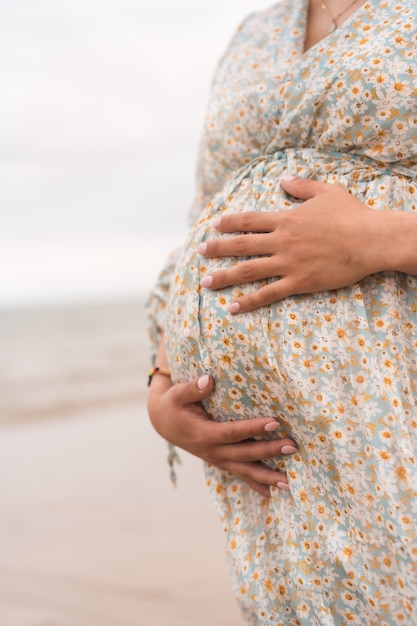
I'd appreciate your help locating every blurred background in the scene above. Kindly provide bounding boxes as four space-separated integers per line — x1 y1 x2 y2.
0 0 273 624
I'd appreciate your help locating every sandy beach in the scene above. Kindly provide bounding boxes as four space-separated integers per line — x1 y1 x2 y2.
0 300 242 626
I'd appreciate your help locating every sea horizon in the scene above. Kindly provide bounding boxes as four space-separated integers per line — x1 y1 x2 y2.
0 297 151 427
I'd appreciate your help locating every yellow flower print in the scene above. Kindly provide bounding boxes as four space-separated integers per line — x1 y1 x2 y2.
159 1 417 622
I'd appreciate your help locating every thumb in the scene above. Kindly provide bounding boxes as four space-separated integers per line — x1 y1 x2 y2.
279 175 329 200
178 373 214 403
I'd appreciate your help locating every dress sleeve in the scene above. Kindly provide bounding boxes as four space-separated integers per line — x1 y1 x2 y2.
146 246 181 364
147 11 259 359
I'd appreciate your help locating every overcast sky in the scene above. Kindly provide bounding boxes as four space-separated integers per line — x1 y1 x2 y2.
0 0 273 308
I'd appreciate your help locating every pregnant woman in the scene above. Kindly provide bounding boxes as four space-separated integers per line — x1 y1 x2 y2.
148 1 417 623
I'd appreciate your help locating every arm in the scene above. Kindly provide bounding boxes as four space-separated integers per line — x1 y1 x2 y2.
147 336 297 498
198 176 417 313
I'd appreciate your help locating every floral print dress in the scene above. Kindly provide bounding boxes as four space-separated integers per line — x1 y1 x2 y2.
148 1 417 624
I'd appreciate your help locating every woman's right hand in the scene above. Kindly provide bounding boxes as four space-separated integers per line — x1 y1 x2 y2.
147 371 297 498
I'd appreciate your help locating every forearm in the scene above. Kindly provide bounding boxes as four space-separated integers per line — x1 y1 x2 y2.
147 335 173 425
154 333 169 369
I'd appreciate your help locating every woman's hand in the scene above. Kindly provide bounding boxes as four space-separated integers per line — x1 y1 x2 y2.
199 176 392 313
147 372 297 498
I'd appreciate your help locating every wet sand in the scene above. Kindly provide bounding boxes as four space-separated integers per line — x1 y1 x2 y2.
0 301 242 626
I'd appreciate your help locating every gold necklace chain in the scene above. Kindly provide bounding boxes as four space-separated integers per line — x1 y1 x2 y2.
316 0 362 32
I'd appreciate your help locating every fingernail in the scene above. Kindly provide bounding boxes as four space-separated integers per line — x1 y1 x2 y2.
279 175 296 184
277 481 290 490
197 374 210 390
264 422 281 432
212 217 221 229
200 275 213 288
281 445 297 454
197 243 207 255
228 301 240 314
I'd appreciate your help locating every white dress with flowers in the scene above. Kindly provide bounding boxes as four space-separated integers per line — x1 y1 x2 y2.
149 1 417 624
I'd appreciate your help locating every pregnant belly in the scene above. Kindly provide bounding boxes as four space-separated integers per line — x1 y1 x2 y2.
165 154 417 451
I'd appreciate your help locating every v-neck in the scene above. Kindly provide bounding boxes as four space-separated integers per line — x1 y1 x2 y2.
300 0 374 55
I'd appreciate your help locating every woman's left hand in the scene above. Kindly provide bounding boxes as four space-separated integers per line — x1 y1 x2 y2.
198 176 390 313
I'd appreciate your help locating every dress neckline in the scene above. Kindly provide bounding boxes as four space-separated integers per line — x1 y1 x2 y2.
300 0 373 55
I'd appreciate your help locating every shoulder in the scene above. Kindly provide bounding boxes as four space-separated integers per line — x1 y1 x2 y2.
231 1 291 47
214 0 293 75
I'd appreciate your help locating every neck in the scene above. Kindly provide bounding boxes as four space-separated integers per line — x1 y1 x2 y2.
304 0 365 51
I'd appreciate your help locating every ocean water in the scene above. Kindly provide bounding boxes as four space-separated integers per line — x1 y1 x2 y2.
0 299 150 425
0 298 242 625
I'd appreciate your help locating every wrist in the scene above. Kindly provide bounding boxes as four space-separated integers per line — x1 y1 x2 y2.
148 366 171 387
147 377 173 439
147 369 173 404
373 210 417 275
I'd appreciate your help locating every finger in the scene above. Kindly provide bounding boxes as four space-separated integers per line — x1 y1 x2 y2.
199 232 274 259
241 478 273 498
212 418 297 447
170 374 214 406
228 277 296 313
279 175 332 200
241 478 271 498
201 257 280 291
215 436 296 463
214 211 278 234
225 461 290 498
240 462 289 489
